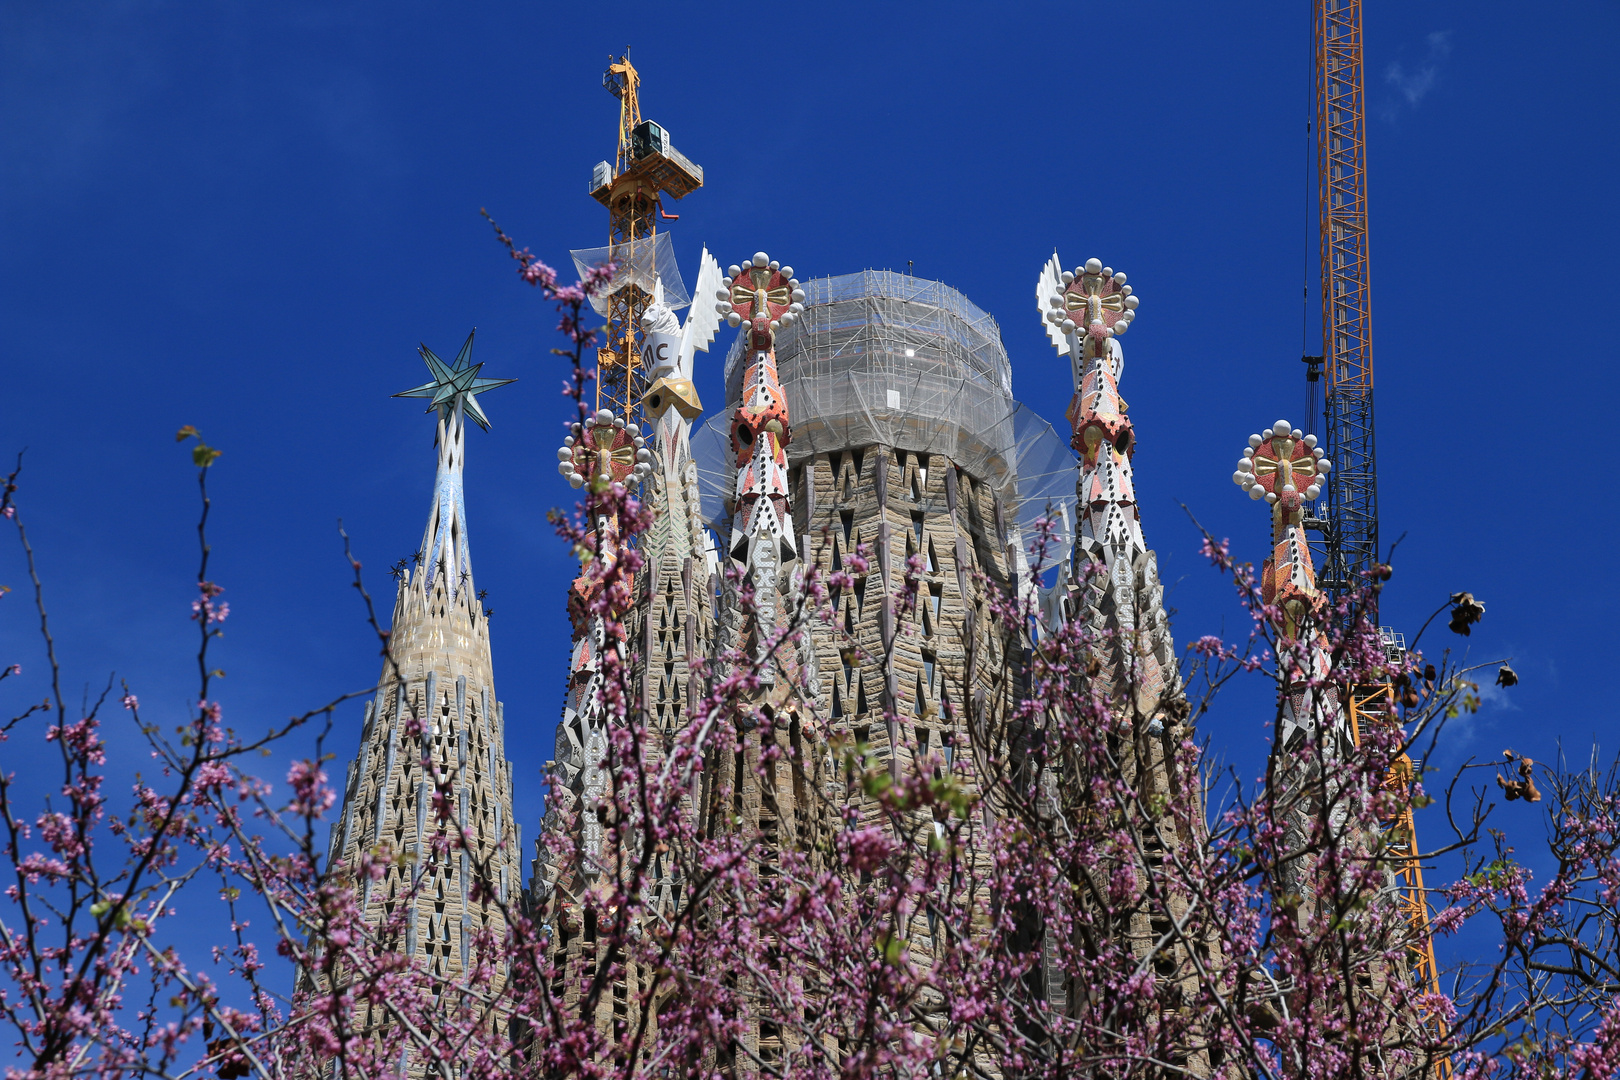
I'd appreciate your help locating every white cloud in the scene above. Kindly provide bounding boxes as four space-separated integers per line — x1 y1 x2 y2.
1475 678 1521 715
1385 30 1453 109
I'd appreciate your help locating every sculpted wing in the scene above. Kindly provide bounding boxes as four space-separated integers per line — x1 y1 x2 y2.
679 246 724 380
1037 251 1067 354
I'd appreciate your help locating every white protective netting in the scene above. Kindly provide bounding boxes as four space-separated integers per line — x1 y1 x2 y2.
570 231 688 318
693 271 1077 566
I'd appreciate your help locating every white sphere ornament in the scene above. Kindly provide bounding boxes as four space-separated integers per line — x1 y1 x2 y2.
1318 459 1332 472
728 264 741 278
716 288 731 301
596 408 614 424
779 266 793 278
752 252 769 267
1273 420 1291 436
557 447 572 461
1113 272 1127 285
791 288 806 303
1304 434 1318 449
769 260 779 271
1305 485 1321 500
1114 320 1128 335
1249 486 1266 500
1060 271 1075 285
1233 470 1248 485
1249 434 1263 448
1124 295 1140 309
1085 258 1102 273
1265 492 1279 504
1291 428 1303 440
1062 319 1077 332
568 474 584 489
557 461 571 474
727 312 742 327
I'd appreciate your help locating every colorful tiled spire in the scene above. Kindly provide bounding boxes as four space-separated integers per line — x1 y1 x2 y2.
1036 254 1178 720
721 252 804 685
1232 418 1345 750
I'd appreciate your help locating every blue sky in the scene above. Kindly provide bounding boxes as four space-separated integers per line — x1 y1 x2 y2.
2 0 1617 982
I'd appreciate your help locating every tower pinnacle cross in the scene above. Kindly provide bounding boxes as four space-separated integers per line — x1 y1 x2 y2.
392 329 516 430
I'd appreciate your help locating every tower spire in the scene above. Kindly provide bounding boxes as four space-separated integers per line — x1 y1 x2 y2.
1232 417 1341 746
1036 254 1200 1018
722 251 804 685
392 330 515 602
1036 254 1176 716
322 334 518 1058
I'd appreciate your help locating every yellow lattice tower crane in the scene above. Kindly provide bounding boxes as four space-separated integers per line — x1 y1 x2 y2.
589 54 703 423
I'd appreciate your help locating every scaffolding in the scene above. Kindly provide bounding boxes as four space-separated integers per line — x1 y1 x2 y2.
694 270 1076 562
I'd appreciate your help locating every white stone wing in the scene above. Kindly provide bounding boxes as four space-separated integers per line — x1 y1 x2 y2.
1043 252 1069 354
678 246 724 380
1037 251 1066 354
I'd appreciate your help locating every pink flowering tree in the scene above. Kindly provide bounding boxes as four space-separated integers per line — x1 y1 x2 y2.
3 238 1620 1080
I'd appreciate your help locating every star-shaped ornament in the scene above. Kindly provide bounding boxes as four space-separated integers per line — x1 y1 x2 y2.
393 330 515 431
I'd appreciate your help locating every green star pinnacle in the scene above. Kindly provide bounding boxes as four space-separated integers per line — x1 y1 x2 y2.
392 330 515 431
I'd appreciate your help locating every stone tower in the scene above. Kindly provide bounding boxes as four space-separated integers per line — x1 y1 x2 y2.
1232 416 1344 905
749 271 1025 807
689 267 1079 1068
329 333 520 1011
1034 256 1204 1029
533 253 726 1037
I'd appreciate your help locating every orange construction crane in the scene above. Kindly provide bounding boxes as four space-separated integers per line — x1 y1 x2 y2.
588 54 703 423
1308 7 1448 1063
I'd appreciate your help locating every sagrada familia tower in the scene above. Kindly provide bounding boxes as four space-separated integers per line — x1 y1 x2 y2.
327 333 523 1013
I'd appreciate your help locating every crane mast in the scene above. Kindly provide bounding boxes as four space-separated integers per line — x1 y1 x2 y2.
1314 0 1377 595
1311 4 1448 1068
590 54 703 424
